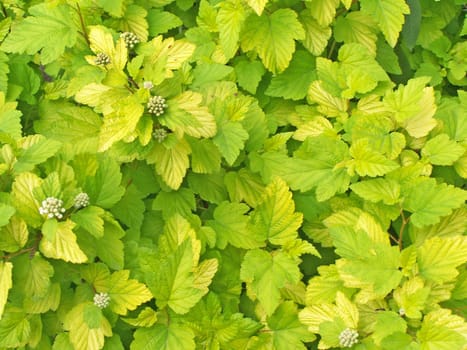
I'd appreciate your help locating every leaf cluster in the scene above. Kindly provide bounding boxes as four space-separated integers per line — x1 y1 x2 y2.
0 0 466 349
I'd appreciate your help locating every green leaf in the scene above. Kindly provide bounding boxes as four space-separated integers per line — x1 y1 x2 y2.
35 100 101 150
334 11 378 54
11 172 43 228
421 134 465 166
0 52 9 94
331 228 402 300
110 185 145 230
0 203 15 227
72 206 105 238
348 139 399 177
372 311 407 346
187 172 228 204
106 270 153 316
241 249 301 315
383 77 437 138
63 302 112 350
282 135 351 201
147 138 191 190
122 307 158 328
52 333 74 350
0 92 22 140
0 217 28 252
98 99 144 152
191 63 233 89
0 307 30 348
40 219 88 264
376 38 403 75
305 265 352 305
0 262 12 320
13 254 53 298
360 0 410 47
117 5 149 42
393 276 430 319
349 106 406 160
417 236 467 284
95 217 125 270
1 4 78 64
143 216 217 314
265 50 316 100
153 187 196 220
13 135 62 174
409 208 467 246
241 9 305 73
234 58 266 94
266 301 316 349
246 0 268 16
403 178 467 227
217 0 247 60
212 120 249 165
251 177 303 245
148 238 204 313
417 309 467 350
208 201 263 249
147 9 182 36
84 156 125 209
307 0 340 27
131 322 195 350
401 0 422 50
189 138 222 174
299 11 332 56
224 169 265 207
337 43 389 98
97 0 125 17
350 178 401 205
307 80 348 117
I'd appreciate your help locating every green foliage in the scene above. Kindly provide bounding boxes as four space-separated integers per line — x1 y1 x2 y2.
0 0 466 349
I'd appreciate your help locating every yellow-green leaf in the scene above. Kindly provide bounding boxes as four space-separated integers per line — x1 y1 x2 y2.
241 9 305 73
40 219 88 264
105 270 153 316
0 262 12 320
64 302 112 350
251 177 303 245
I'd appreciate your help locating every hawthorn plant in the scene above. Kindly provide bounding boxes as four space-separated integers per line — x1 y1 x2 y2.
0 0 466 349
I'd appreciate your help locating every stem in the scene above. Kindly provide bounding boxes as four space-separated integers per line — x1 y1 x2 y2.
327 39 337 59
75 3 90 46
1 232 43 261
1 247 35 261
128 76 139 89
389 233 399 245
398 210 409 250
0 4 7 18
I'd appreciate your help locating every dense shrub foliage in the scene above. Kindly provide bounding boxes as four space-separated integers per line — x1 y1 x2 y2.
0 0 466 349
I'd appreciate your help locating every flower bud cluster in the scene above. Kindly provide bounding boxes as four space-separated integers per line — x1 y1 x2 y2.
338 328 359 348
120 31 139 49
39 197 66 220
74 192 90 209
95 52 111 66
153 128 168 143
93 292 110 309
147 96 168 116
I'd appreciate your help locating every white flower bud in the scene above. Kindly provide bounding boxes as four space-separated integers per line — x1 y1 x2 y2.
93 292 110 309
74 192 90 209
143 81 154 89
147 95 168 116
120 31 140 49
95 52 111 66
339 328 359 348
39 197 66 220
